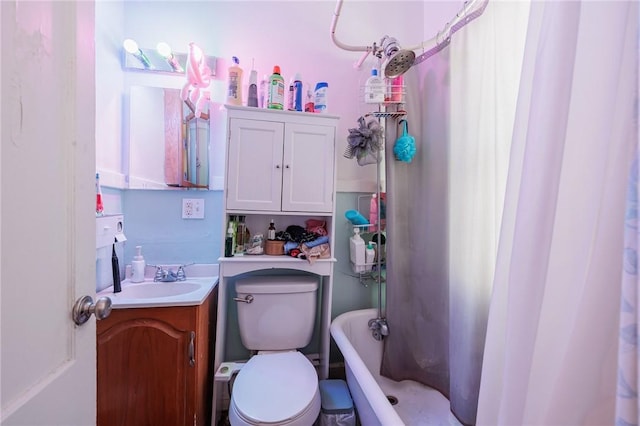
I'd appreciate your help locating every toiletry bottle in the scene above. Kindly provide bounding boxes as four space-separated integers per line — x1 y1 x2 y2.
225 222 234 257
365 242 376 271
95 173 104 216
287 77 295 111
391 75 404 102
304 85 315 112
227 56 243 106
267 66 285 110
267 219 276 240
131 245 146 283
259 74 268 108
247 62 258 107
236 215 247 254
365 68 385 104
349 227 366 273
293 73 303 111
229 215 238 255
314 82 328 113
369 193 378 232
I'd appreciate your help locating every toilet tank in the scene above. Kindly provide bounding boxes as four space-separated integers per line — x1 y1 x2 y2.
235 275 318 351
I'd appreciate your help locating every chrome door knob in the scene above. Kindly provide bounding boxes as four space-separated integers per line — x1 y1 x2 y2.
72 295 112 325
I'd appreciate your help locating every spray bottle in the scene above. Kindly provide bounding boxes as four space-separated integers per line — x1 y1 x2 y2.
293 73 303 111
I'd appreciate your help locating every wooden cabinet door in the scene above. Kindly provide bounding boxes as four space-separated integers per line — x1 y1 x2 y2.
97 307 197 426
282 123 335 212
226 118 284 211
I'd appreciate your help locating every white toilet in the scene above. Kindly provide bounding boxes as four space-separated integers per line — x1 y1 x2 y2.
229 275 321 426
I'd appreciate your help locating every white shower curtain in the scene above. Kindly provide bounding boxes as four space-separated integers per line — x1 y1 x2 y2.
477 2 638 425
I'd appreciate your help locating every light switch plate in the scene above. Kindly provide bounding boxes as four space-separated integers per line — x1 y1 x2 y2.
182 198 205 219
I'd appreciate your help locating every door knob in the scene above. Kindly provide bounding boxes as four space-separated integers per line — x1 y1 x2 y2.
72 295 112 325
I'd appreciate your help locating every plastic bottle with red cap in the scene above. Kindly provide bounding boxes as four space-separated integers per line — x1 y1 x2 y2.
267 65 285 110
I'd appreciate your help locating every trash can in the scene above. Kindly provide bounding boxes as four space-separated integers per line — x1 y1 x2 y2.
318 379 356 426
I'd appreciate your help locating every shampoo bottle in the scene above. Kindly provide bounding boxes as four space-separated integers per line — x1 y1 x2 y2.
349 227 366 273
267 65 285 110
365 68 385 104
314 82 328 113
226 56 243 106
131 245 146 283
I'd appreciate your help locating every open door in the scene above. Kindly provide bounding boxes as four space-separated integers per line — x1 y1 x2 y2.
1 2 97 424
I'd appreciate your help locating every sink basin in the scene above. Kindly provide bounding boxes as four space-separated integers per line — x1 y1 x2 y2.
118 282 201 299
98 276 218 309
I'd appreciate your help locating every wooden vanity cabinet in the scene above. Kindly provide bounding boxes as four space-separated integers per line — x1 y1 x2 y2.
97 289 216 426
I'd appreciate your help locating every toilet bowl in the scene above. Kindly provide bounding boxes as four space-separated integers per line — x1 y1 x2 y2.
230 276 321 426
229 351 321 426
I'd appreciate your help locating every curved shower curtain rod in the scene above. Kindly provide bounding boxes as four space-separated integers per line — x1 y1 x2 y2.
330 0 489 71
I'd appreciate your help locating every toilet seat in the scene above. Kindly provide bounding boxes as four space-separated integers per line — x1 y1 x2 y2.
230 351 320 425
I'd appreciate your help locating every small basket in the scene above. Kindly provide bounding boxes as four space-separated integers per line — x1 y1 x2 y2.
265 240 285 256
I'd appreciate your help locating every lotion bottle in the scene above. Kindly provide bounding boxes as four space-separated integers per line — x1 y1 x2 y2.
365 242 376 271
349 227 366 273
131 245 146 283
226 56 243 105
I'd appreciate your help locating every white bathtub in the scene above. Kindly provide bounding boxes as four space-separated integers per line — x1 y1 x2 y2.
330 308 461 426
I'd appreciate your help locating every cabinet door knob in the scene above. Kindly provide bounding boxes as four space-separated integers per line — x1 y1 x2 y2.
285 164 290 169
275 164 281 169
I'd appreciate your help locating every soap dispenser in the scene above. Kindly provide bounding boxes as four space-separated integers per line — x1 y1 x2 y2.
131 245 146 283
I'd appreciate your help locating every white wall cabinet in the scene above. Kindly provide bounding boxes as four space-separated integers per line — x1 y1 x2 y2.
226 115 335 213
212 105 339 425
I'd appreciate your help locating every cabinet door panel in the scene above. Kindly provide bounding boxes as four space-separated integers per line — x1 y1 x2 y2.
97 318 193 426
282 123 335 212
227 118 284 211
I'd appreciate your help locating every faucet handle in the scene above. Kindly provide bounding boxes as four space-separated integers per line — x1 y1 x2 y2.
148 264 165 282
176 265 187 281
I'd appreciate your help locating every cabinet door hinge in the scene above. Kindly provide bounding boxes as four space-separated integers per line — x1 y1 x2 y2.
188 331 195 367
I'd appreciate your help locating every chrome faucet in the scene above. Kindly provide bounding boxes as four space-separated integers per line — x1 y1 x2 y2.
150 264 189 282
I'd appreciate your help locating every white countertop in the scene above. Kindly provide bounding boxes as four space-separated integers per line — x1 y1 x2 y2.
98 264 219 309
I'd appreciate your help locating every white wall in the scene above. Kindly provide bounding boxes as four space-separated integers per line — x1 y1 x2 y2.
95 0 464 193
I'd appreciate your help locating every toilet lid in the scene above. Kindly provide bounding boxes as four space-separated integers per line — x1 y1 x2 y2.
232 352 318 423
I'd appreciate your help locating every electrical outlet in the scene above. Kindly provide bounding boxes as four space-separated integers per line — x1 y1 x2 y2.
182 198 205 219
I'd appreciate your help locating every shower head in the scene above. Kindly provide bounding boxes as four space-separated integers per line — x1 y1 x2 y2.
381 36 415 78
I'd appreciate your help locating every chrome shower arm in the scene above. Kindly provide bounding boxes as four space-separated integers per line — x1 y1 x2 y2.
411 0 489 65
331 0 489 69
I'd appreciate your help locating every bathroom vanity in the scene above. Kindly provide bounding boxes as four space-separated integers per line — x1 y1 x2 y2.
96 277 217 426
213 106 339 425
